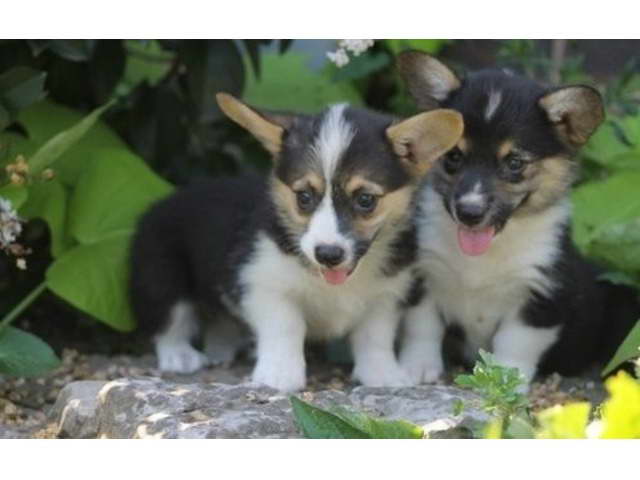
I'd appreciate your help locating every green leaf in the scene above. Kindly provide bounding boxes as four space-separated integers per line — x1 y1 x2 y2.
19 179 69 257
572 172 640 272
243 52 363 113
0 67 47 118
603 320 640 376
46 232 135 332
17 100 128 185
504 414 536 439
120 40 174 94
67 148 172 244
332 407 424 439
0 326 60 377
290 396 370 439
27 100 115 175
0 183 28 210
598 271 640 289
0 131 38 168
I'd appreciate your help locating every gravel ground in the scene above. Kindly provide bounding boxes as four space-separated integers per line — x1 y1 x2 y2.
0 349 608 439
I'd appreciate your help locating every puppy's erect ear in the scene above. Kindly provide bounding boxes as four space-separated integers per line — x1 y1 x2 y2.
397 51 462 110
387 109 464 177
538 86 605 148
216 93 291 156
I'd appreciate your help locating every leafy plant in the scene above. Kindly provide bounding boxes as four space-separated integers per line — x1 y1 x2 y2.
0 64 174 376
291 359 640 439
454 350 529 418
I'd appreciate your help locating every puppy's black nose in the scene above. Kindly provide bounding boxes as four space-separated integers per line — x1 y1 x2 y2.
315 245 345 267
455 203 486 227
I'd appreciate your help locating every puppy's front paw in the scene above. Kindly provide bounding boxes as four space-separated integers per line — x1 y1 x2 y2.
251 359 306 392
352 359 415 387
157 343 209 374
399 349 444 384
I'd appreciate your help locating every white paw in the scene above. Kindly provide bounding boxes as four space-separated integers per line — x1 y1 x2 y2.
156 343 209 374
251 359 306 392
352 359 415 387
399 349 444 384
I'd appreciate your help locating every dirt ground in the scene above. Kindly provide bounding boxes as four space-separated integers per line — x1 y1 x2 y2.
0 346 608 439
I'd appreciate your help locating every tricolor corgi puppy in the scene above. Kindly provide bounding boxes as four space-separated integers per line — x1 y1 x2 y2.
129 93 463 392
396 51 639 387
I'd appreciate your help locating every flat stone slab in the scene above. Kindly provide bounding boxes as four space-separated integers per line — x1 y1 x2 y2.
51 376 487 438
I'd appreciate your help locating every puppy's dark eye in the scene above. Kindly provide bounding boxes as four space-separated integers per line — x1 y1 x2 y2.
505 153 525 173
296 190 314 211
354 192 377 213
444 148 464 175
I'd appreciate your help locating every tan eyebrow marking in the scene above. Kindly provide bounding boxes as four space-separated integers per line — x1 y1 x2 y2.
292 172 324 193
345 175 385 196
497 139 515 159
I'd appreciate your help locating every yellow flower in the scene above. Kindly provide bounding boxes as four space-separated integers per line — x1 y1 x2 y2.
599 371 640 439
536 402 591 439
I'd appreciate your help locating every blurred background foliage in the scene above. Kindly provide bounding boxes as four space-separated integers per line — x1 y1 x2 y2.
0 39 639 371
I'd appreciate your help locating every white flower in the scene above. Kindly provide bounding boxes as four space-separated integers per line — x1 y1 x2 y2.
338 39 374 57
327 40 375 68
327 48 350 68
16 258 26 270
0 197 22 248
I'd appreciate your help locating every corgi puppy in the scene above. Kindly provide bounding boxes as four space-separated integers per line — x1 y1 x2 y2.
129 93 463 392
396 51 639 386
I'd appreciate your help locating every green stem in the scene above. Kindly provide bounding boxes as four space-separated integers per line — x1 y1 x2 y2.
0 281 47 333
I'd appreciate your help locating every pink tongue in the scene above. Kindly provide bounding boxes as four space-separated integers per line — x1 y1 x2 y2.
457 226 495 256
323 269 349 285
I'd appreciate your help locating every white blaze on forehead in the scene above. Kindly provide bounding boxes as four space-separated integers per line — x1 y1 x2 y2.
299 103 355 267
458 182 486 207
484 90 502 121
311 103 356 182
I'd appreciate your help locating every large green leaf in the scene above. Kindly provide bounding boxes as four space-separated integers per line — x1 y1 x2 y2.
331 408 424 439
603 320 640 375
46 232 135 332
243 52 363 113
0 131 38 168
27 100 115 175
120 40 174 94
19 179 69 257
0 183 28 210
583 118 640 172
67 148 172 245
0 326 60 377
17 100 128 184
290 396 370 439
290 397 424 439
572 172 640 271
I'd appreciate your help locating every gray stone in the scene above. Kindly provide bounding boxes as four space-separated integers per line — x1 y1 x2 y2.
51 380 106 438
50 376 487 439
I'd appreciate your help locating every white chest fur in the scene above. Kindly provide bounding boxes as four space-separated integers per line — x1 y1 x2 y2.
239 233 412 339
416 185 568 350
